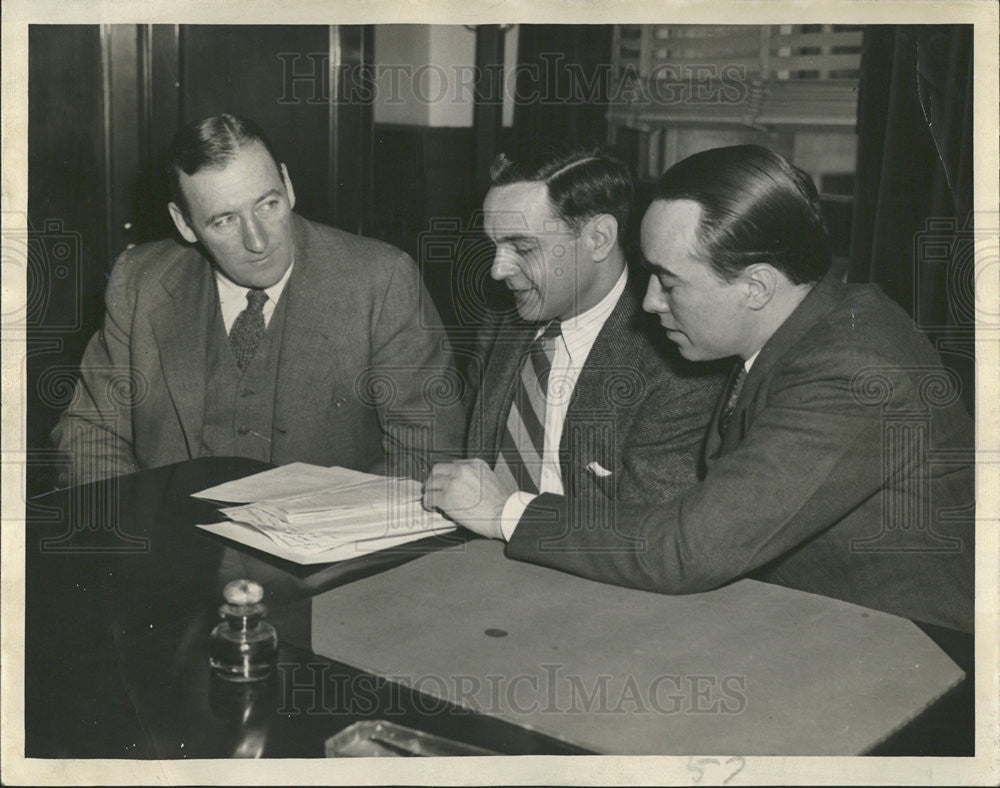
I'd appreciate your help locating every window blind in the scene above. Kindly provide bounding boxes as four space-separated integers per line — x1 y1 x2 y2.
609 24 863 129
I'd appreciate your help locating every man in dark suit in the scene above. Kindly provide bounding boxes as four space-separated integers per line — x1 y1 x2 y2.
439 146 724 541
425 145 974 632
52 113 465 485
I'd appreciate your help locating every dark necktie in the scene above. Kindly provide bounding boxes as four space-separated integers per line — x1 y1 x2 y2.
229 289 269 371
493 321 562 494
718 363 747 439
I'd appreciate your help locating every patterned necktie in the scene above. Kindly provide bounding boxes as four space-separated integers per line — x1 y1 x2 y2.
493 321 562 494
229 288 269 371
718 363 747 439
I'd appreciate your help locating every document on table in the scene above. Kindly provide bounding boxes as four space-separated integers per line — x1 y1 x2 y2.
193 463 455 564
192 462 376 503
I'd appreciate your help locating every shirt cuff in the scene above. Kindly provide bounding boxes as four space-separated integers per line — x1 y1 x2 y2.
499 491 537 541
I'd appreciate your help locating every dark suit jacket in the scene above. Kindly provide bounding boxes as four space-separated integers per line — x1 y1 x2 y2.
469 272 726 507
507 272 975 632
52 213 467 485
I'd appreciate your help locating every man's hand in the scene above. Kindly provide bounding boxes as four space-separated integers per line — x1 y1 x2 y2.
421 459 516 540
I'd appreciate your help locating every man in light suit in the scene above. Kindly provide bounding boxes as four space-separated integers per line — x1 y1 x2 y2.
425 145 974 632
52 113 466 485
438 146 725 540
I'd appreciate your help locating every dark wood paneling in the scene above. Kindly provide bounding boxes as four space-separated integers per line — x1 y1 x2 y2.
133 24 181 245
473 25 506 197
372 125 475 340
28 25 109 493
148 25 181 164
329 25 374 235
106 24 141 256
371 123 479 285
28 25 108 291
370 123 513 370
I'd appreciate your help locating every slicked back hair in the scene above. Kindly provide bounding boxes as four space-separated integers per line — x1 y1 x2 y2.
653 145 831 285
166 113 283 213
490 145 634 237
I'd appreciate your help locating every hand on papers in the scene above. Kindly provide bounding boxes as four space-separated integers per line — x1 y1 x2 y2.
421 459 515 540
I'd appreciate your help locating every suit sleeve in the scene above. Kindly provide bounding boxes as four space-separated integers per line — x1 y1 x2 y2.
463 318 503 464
50 251 142 486
366 252 469 480
506 346 897 593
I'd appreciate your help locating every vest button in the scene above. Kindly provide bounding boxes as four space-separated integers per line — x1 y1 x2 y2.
237 425 251 435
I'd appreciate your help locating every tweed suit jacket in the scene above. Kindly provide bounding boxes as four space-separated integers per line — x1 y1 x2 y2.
468 272 727 509
507 271 975 631
52 213 467 485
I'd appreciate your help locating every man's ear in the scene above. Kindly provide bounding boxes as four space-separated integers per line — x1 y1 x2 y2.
743 264 780 310
168 202 198 244
281 163 296 211
584 213 619 263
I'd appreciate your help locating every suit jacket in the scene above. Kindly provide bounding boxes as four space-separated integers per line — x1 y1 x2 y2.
52 213 467 485
508 271 975 632
469 272 727 507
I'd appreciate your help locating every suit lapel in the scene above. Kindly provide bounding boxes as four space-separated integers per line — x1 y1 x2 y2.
712 271 844 457
149 256 214 454
475 319 536 459
272 215 357 429
559 276 644 466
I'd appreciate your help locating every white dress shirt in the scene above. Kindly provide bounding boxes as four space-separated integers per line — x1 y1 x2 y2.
499 267 628 540
214 262 294 334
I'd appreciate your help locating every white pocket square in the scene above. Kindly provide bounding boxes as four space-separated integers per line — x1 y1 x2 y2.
586 461 613 478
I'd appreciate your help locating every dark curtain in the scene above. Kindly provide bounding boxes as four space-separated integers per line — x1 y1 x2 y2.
511 25 613 148
849 25 974 411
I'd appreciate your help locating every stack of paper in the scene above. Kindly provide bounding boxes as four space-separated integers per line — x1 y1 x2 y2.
193 463 456 564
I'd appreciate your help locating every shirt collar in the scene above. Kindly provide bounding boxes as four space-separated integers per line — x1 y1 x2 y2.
551 267 628 366
214 260 295 307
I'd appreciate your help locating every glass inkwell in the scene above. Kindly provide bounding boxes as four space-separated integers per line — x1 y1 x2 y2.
209 579 278 682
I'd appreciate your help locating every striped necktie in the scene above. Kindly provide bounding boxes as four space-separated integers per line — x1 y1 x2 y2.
229 288 269 371
718 363 747 439
493 321 562 494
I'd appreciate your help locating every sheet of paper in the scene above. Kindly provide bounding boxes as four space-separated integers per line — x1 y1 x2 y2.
195 519 455 565
219 500 450 552
192 462 388 502
258 477 424 521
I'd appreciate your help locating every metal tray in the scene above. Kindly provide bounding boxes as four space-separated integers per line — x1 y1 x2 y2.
324 720 497 757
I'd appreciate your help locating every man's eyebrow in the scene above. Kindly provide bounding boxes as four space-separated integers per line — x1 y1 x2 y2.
639 257 678 279
255 188 282 204
204 189 282 224
204 208 234 225
492 233 537 245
